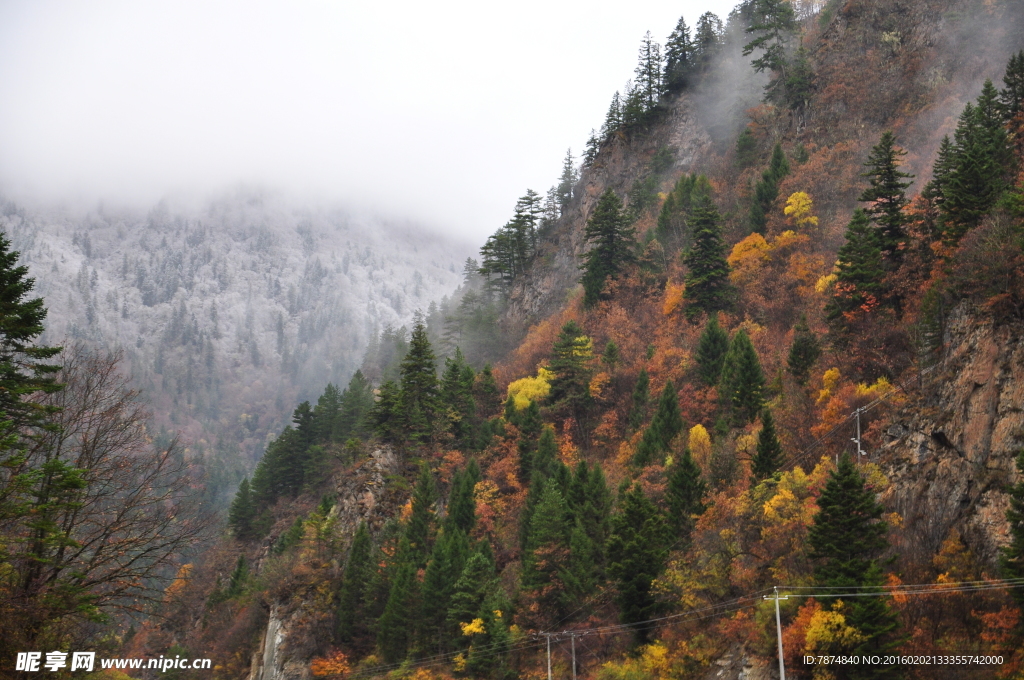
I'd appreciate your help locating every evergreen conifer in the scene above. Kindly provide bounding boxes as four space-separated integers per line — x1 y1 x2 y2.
338 522 373 644
666 449 706 545
228 478 257 541
1000 450 1024 607
718 329 766 425
633 380 684 466
547 320 593 413
695 314 730 385
581 190 638 306
859 132 914 267
627 369 650 431
406 466 438 566
825 210 886 331
751 409 784 482
663 16 692 93
399 322 439 441
786 316 821 386
682 187 734 321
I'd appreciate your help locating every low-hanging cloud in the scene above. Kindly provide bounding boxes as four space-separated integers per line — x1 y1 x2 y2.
0 0 739 242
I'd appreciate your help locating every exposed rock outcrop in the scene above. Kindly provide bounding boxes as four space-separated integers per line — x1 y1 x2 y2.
879 304 1024 566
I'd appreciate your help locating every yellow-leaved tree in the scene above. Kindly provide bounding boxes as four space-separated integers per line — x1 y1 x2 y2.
784 191 819 230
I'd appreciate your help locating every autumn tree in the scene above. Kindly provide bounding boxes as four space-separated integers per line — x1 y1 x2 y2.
581 189 638 305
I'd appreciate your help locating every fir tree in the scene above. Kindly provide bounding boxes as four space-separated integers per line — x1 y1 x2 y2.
627 369 650 431
440 348 476 445
695 314 730 385
735 127 758 168
635 31 663 111
750 143 790 234
336 370 374 440
446 462 480 535
474 364 501 416
400 322 439 441
751 409 784 482
787 316 821 386
533 425 559 480
785 46 814 110
693 12 722 69
602 91 623 137
656 173 697 253
663 16 693 93
556 149 578 215
406 466 438 566
368 380 403 443
859 131 914 266
517 399 543 481
719 329 766 425
446 547 497 636
666 449 706 545
228 477 257 541
742 0 797 99
601 339 620 369
580 189 638 306
633 380 684 466
1000 50 1024 121
808 454 900 670
583 129 601 168
1000 450 1024 607
377 540 418 664
825 210 886 331
547 320 593 412
338 522 373 643
420 529 470 652
682 187 734 321
607 484 670 645
522 484 571 617
226 555 249 598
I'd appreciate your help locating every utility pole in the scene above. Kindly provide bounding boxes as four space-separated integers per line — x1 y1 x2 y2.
851 407 866 463
764 587 789 680
571 633 577 680
538 632 557 680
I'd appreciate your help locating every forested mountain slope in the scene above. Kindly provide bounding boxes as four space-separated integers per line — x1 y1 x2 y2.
0 191 469 501
39 0 1024 679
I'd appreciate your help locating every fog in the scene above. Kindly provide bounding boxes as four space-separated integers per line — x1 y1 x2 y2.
0 0 739 242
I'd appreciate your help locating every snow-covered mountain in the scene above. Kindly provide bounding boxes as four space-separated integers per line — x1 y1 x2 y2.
1 189 473 499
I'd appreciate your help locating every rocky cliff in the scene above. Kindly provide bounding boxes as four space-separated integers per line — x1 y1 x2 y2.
880 303 1024 568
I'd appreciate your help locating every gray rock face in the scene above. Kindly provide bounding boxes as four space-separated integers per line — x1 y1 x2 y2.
879 303 1024 566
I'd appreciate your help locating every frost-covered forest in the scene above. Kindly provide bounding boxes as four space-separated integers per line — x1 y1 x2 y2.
0 190 471 502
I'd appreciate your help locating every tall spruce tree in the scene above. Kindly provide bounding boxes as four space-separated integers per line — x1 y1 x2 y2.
440 348 476 446
742 0 797 99
228 478 257 541
787 316 821 386
607 484 670 645
718 329 766 425
633 380 684 466
517 400 544 482
635 32 663 111
750 143 790 234
1000 51 1024 121
808 454 900 672
547 320 593 412
368 380 403 443
336 370 374 440
400 322 440 442
825 210 886 331
682 186 734 321
627 368 650 431
666 449 707 545
693 12 722 69
664 16 693 93
695 314 730 385
377 539 418 664
406 466 438 567
751 409 784 482
522 483 572 618
581 189 638 306
859 132 914 267
556 150 579 216
338 522 373 644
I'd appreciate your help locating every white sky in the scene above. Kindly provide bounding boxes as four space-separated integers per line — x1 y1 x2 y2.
0 0 739 241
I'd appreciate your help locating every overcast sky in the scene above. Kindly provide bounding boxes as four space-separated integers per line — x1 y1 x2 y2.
0 0 739 242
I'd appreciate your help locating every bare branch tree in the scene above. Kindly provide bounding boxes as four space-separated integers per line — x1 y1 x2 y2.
0 343 214 655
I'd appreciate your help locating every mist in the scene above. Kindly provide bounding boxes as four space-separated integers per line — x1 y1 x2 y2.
0 0 740 242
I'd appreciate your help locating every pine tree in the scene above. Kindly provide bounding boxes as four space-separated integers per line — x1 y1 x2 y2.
602 91 623 137
693 12 722 69
1000 50 1024 121
474 364 501 416
406 466 438 566
440 348 476 445
607 484 670 645
825 209 886 331
859 132 914 266
583 129 601 167
785 47 814 110
446 462 480 535
633 380 684 466
808 454 900 669
556 149 578 215
1001 450 1024 606
601 339 620 369
742 0 797 99
580 189 638 306
547 320 593 412
695 314 730 385
0 233 62 431
635 31 663 111
656 173 697 253
735 127 758 168
683 187 734 321
400 322 439 441
750 143 790 234
627 369 650 431
336 370 374 440
666 449 706 545
719 329 766 425
533 425 559 479
377 540 418 664
338 522 373 643
446 547 497 636
228 478 257 541
522 484 571 617
569 461 612 570
420 529 470 652
787 316 821 385
663 16 692 93
517 399 543 481
226 555 249 598
368 380 403 443
751 409 784 482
